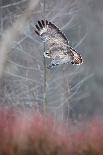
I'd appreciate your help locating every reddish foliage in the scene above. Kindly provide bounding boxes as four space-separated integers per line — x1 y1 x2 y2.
0 106 103 155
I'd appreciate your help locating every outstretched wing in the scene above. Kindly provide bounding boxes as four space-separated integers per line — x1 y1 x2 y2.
35 20 83 66
35 20 69 54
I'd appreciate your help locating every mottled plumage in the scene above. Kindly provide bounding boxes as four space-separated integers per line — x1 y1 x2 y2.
35 20 83 68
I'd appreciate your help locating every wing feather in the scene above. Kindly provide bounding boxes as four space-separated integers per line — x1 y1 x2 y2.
34 20 83 66
35 20 69 47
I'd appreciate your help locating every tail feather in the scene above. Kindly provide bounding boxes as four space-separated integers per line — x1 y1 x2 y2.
70 47 83 65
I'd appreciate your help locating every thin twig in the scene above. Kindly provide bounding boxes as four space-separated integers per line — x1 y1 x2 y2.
43 0 48 113
0 0 39 79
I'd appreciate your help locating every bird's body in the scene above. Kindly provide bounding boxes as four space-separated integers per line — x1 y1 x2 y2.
35 20 83 68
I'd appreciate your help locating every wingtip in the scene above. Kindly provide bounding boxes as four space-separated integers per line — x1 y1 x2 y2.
38 20 43 28
41 19 49 26
41 20 45 26
34 19 49 36
46 20 48 25
35 30 39 35
35 24 40 31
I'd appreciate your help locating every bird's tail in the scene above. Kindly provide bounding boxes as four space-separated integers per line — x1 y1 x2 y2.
69 47 83 65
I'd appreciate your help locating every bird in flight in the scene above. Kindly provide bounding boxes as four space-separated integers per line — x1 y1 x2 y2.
35 20 83 68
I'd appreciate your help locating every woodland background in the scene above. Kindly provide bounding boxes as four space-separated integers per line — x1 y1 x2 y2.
0 0 102 122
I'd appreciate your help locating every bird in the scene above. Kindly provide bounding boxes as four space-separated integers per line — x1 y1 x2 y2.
34 20 83 68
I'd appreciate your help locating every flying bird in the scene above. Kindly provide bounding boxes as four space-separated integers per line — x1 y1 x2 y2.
35 20 83 68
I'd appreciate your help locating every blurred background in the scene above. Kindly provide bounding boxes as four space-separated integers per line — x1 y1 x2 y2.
0 0 102 122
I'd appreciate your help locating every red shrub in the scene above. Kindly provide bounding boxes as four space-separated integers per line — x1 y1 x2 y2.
0 106 103 155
